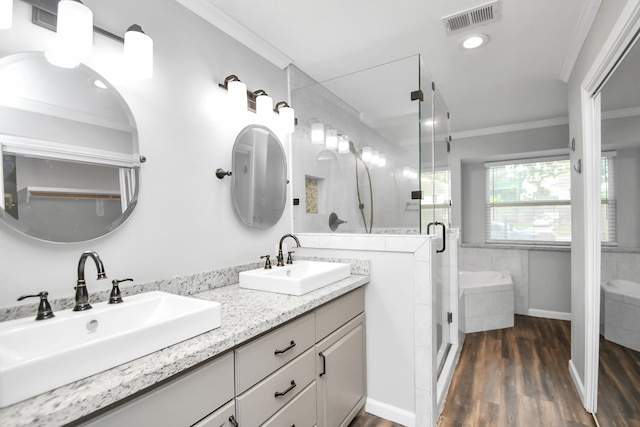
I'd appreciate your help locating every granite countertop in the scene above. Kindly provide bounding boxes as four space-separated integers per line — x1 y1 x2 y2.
0 274 368 427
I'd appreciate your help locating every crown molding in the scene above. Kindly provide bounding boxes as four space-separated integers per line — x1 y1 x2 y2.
451 106 640 141
451 116 569 140
559 0 602 83
174 0 293 69
602 106 640 120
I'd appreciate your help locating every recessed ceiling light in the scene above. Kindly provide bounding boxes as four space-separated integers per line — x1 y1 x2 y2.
460 34 489 49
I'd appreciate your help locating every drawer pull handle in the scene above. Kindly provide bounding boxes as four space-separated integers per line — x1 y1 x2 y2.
319 351 326 377
274 380 296 397
274 340 296 355
229 415 238 427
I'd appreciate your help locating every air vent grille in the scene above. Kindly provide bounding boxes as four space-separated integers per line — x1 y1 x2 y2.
442 0 501 33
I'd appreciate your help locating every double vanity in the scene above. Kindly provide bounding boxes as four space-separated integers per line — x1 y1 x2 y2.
0 257 368 427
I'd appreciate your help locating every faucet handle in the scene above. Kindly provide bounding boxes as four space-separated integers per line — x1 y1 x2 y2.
109 278 133 304
17 291 55 321
286 251 295 264
261 255 272 269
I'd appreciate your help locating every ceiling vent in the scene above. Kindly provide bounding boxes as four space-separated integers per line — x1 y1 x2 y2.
442 0 502 33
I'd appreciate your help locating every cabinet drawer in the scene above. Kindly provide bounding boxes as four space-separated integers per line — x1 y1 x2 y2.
236 348 315 427
235 312 315 394
316 287 364 341
81 352 234 427
261 381 316 427
192 400 236 427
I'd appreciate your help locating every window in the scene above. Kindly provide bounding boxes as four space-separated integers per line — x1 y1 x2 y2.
486 154 615 244
421 169 451 231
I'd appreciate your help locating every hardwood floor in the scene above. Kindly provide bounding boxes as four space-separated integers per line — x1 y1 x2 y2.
349 411 405 427
438 315 596 427
595 335 640 427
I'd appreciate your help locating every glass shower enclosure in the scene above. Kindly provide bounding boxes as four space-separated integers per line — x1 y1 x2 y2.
289 55 454 380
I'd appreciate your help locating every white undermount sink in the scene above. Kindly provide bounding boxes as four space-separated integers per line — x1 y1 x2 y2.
0 291 221 408
239 260 351 296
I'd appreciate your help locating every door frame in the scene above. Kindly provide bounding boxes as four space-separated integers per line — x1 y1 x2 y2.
579 0 640 412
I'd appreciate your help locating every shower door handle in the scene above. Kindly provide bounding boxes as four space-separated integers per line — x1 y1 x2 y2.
427 221 446 253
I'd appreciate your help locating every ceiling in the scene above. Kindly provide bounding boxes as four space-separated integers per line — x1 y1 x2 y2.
192 0 595 135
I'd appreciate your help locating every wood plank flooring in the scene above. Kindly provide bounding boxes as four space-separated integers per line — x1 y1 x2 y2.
349 411 405 427
438 315 596 427
595 335 640 427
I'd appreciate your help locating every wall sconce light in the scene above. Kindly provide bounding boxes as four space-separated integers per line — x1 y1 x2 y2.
219 75 248 110
338 134 350 154
45 0 94 68
325 129 338 150
274 101 295 134
124 24 153 79
378 154 387 167
254 90 273 117
361 146 372 163
371 150 380 165
0 0 13 30
22 0 153 77
311 122 325 144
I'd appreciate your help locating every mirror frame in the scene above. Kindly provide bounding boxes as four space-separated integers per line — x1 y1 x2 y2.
230 124 287 230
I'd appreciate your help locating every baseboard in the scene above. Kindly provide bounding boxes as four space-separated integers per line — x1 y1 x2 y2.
528 308 572 321
365 398 415 427
569 359 586 404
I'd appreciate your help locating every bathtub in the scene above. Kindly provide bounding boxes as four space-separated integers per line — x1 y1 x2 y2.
458 271 514 333
602 279 640 352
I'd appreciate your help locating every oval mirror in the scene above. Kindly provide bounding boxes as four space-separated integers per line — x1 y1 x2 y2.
231 125 287 229
0 52 140 242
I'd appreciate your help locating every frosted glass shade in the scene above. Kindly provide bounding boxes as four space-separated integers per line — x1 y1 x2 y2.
125 25 153 79
361 146 372 162
0 0 13 30
228 80 247 110
338 135 350 153
256 94 273 117
279 105 295 134
378 154 387 167
371 150 380 165
311 123 325 144
54 0 93 66
325 129 338 149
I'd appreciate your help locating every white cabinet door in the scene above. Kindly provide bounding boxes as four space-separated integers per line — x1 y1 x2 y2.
316 313 366 427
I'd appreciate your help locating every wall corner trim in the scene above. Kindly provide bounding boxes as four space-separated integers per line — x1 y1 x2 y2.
559 0 603 83
174 0 293 69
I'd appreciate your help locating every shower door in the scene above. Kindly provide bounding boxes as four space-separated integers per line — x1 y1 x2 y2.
421 80 452 379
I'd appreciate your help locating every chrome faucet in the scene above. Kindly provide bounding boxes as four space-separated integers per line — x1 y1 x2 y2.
277 234 301 267
73 251 107 311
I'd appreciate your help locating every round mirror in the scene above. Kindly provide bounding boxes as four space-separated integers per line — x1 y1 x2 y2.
231 125 287 229
0 52 140 242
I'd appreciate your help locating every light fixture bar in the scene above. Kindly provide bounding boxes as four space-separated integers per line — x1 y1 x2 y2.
22 0 125 43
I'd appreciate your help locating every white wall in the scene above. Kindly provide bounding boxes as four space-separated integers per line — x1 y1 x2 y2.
0 0 292 308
